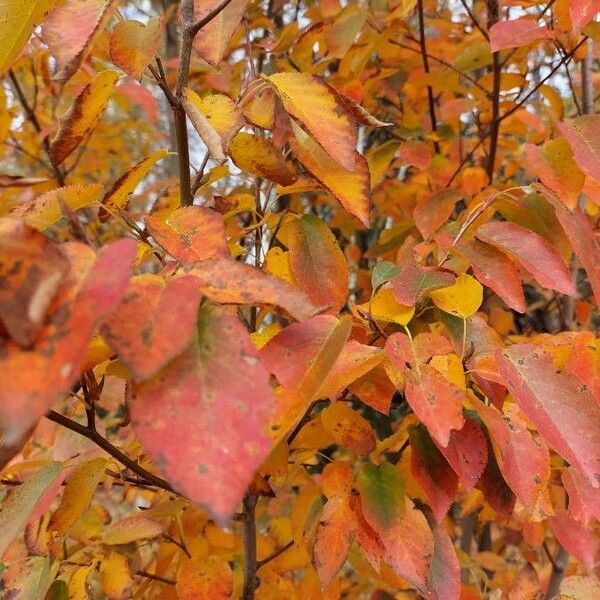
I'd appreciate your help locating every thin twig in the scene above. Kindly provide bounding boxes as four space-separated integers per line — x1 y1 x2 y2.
416 0 440 153
46 410 174 493
257 540 294 568
458 0 489 40
241 493 259 600
136 570 176 585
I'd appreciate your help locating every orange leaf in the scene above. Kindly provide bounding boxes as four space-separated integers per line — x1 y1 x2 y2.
286 215 349 312
313 496 356 586
109 17 163 80
101 274 202 381
176 556 233 600
187 256 320 321
50 70 118 165
146 206 228 264
489 18 555 52
289 125 370 226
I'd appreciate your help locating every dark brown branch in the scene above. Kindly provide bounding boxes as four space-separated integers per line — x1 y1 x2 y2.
388 39 490 94
136 570 176 585
416 0 440 154
486 0 501 183
241 493 259 600
458 0 489 40
544 544 569 600
257 540 294 568
46 410 174 493
8 69 65 186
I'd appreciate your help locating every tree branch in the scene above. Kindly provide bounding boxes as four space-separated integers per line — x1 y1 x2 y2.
241 492 259 600
416 0 440 154
544 544 569 600
46 409 174 493
8 69 65 186
257 540 294 568
486 0 501 183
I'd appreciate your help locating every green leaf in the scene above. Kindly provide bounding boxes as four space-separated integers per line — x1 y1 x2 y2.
357 462 405 530
372 261 403 292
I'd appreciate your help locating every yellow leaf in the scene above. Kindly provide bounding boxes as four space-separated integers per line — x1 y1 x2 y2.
103 515 163 544
356 286 414 325
429 353 466 389
182 89 244 161
0 0 55 77
321 402 376 455
101 148 168 215
50 70 118 165
228 132 297 185
50 457 108 536
430 273 483 318
290 123 370 226
100 552 132 600
265 247 294 284
266 72 357 171
12 183 103 230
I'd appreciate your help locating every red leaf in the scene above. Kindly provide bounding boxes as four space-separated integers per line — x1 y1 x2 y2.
558 116 600 181
427 522 461 600
456 238 526 313
130 304 274 521
549 509 599 570
570 0 600 32
497 344 600 488
476 436 516 517
404 364 465 447
409 425 458 521
414 190 461 240
476 221 575 295
313 496 356 585
101 275 202 381
187 256 320 321
562 468 600 527
472 398 552 519
565 333 600 404
489 18 555 52
435 417 488 492
537 183 600 304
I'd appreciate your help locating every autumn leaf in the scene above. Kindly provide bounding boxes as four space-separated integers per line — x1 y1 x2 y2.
12 183 104 231
390 264 456 306
101 148 168 217
559 115 600 181
103 515 163 544
472 397 552 520
193 0 248 66
429 273 483 318
145 206 228 264
357 462 405 530
476 221 575 295
176 556 233 600
313 495 356 585
101 275 203 381
409 425 458 521
183 90 244 161
266 72 357 171
130 303 274 521
109 17 163 80
50 70 118 165
42 0 118 83
497 344 600 488
187 256 321 321
289 124 371 226
0 462 62 558
0 232 135 450
228 132 297 185
321 402 376 455
285 215 349 313
0 0 55 77
489 18 555 52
